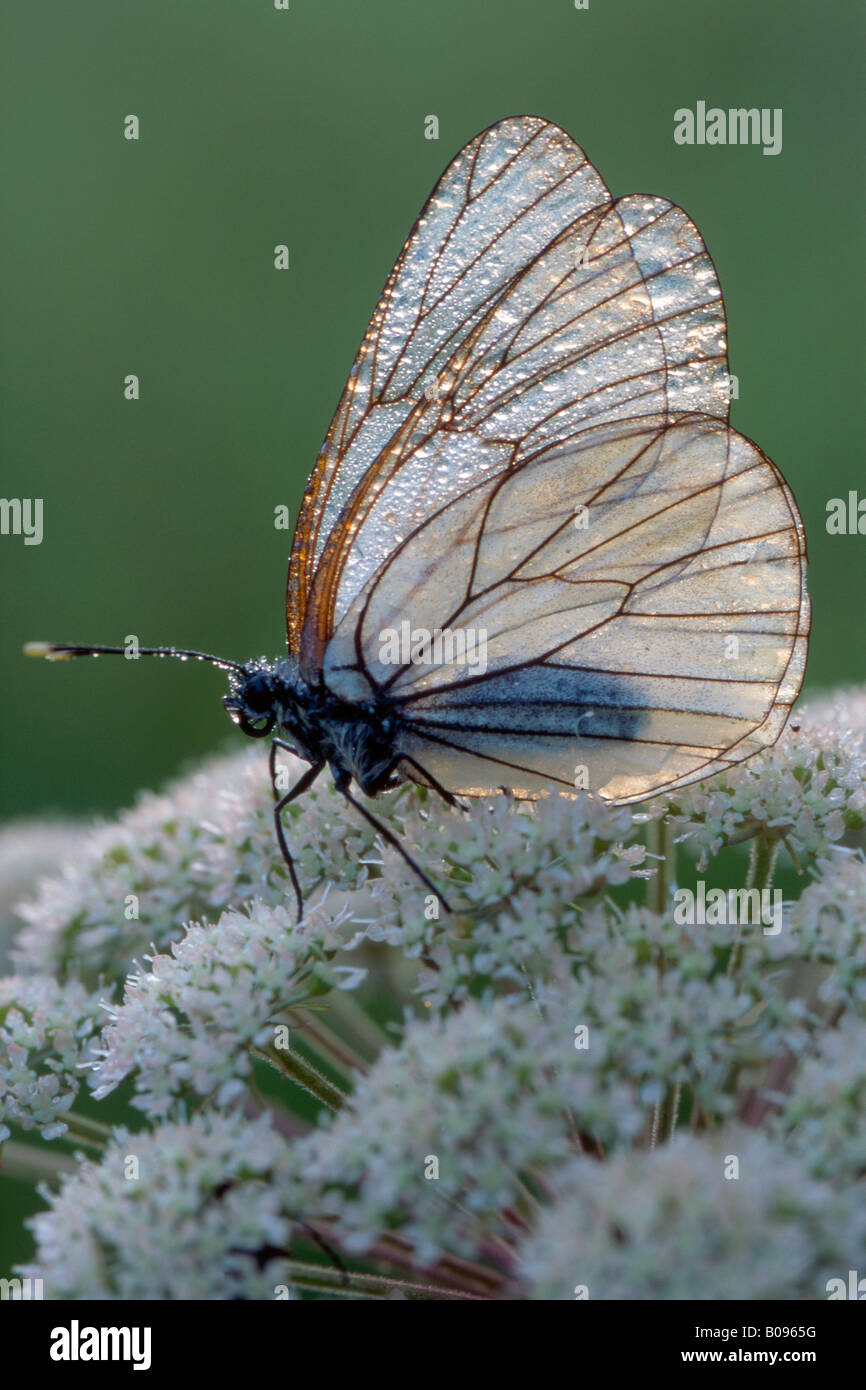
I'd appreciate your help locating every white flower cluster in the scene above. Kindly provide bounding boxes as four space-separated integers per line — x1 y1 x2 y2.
369 792 647 1006
290 987 646 1267
652 709 866 871
517 1129 866 1300
799 686 866 740
17 1112 297 1299
13 746 648 1009
771 1013 866 1182
775 852 866 1009
0 975 103 1141
14 750 279 987
571 898 777 992
288 921 808 1267
7 684 866 1300
12 748 429 989
0 820 88 973
553 903 804 1120
89 898 356 1116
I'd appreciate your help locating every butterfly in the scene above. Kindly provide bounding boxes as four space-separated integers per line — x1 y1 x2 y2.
26 116 810 917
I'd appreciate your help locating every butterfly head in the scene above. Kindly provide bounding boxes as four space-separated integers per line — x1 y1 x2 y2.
223 661 279 739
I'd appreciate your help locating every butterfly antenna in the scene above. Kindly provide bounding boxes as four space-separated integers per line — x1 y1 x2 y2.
24 641 242 675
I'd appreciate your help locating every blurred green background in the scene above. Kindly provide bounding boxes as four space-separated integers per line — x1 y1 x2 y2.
2 0 864 824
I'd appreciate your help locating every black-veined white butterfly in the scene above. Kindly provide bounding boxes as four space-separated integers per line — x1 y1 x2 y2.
27 116 810 916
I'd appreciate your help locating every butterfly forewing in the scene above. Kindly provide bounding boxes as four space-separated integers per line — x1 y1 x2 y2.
287 116 608 653
287 116 809 805
288 118 731 669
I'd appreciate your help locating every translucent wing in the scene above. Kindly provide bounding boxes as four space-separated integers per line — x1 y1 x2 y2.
288 116 731 669
320 414 809 802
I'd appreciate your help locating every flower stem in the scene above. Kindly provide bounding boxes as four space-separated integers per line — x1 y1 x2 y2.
0 1140 78 1183
649 1097 662 1150
281 1259 489 1299
668 1082 682 1140
325 988 390 1058
728 833 778 977
286 1009 368 1079
647 816 674 916
60 1111 113 1150
254 1044 346 1111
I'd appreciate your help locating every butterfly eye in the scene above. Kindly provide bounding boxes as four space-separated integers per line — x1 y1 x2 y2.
242 672 274 713
222 668 276 738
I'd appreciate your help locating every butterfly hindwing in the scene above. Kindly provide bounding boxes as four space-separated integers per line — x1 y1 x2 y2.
319 413 807 800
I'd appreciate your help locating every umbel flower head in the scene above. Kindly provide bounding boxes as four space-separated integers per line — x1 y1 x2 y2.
770 1012 866 1182
88 898 358 1117
773 851 866 1009
18 1112 298 1300
12 747 647 1006
516 1129 866 1301
285 936 810 1268
7 683 866 1300
12 747 396 989
286 987 645 1268
0 975 103 1141
650 701 866 871
0 820 88 973
367 790 647 1006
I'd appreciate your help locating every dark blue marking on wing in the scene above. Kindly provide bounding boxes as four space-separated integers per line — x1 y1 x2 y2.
395 663 647 743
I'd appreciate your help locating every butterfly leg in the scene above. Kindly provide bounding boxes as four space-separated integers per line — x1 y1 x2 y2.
397 754 470 813
269 739 323 920
333 769 453 915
